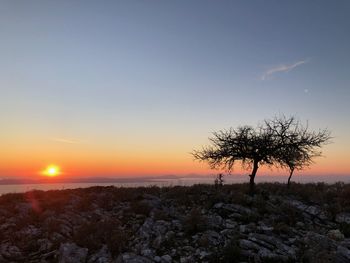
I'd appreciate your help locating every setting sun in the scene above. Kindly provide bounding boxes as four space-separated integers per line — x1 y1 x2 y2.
42 165 60 177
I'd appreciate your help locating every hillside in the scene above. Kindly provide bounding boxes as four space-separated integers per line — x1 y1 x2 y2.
1 183 350 262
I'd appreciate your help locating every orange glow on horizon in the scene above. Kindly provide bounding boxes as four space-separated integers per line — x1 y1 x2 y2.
0 149 350 178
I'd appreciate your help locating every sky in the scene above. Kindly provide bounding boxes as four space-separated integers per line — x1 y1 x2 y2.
0 1 349 178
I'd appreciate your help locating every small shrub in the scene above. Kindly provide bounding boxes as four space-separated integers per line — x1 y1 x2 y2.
153 208 169 221
278 203 302 226
183 208 206 235
221 237 242 263
214 173 224 189
230 191 251 207
129 200 152 216
74 194 94 211
44 217 63 235
95 193 118 211
339 223 350 238
240 213 260 224
324 202 342 221
273 222 292 235
73 218 126 255
198 234 210 248
254 195 268 214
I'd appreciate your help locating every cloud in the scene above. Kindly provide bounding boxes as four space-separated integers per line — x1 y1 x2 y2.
51 137 83 144
261 59 309 80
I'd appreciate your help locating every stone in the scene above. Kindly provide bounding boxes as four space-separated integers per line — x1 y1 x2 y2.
207 214 223 229
225 219 237 229
336 246 350 262
0 244 23 260
220 229 236 237
222 204 254 215
165 230 175 241
154 220 169 235
296 221 305 228
239 224 247 233
202 230 221 246
182 246 195 252
199 250 211 259
58 243 88 263
37 238 53 252
142 194 161 209
141 248 154 258
285 199 328 220
171 220 183 231
151 235 164 249
161 254 172 263
336 213 350 224
340 239 350 249
239 239 261 251
154 256 161 262
213 203 224 209
117 253 153 263
138 218 154 240
249 233 296 259
328 229 345 241
88 245 111 263
302 232 336 262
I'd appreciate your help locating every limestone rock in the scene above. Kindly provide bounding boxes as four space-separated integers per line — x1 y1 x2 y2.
58 243 88 263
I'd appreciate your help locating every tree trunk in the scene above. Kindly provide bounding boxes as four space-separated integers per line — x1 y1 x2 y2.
287 168 294 188
249 160 259 194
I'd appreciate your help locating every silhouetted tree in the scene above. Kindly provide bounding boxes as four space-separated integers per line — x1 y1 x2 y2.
265 116 331 187
193 116 331 192
193 125 276 193
280 147 308 187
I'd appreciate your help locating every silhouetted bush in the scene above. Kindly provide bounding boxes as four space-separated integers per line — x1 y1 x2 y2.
73 218 126 256
74 193 94 211
183 208 207 235
129 200 152 216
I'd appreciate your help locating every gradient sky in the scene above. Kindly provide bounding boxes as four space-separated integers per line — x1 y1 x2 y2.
1 1 349 178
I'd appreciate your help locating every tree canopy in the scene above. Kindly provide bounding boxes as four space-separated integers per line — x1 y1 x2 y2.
193 116 331 193
265 116 331 187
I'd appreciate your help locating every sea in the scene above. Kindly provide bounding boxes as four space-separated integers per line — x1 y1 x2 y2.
1 175 349 196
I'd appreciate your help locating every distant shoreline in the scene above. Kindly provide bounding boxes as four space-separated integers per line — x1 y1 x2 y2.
0 174 350 185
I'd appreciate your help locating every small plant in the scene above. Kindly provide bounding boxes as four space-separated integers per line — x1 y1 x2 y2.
278 203 302 226
129 200 152 216
339 223 350 238
273 222 292 235
153 208 170 221
74 194 94 211
183 208 207 235
198 234 210 248
214 173 224 189
73 218 126 256
221 237 242 262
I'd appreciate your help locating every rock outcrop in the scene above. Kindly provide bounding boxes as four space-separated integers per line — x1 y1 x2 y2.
1 183 350 262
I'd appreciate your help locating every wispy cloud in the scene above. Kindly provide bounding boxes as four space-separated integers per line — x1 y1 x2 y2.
261 59 309 80
51 137 83 144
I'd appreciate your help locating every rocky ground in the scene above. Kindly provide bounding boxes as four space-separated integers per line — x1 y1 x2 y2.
1 182 350 262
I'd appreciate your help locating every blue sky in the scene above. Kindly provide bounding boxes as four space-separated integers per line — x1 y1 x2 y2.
0 1 349 176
